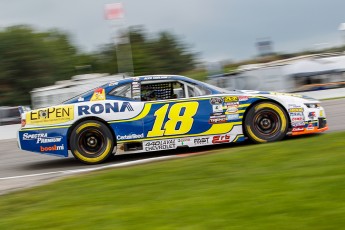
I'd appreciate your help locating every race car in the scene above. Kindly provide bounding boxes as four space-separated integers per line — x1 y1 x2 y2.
18 75 328 164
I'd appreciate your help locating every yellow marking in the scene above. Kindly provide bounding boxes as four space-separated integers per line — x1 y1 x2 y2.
148 102 199 137
117 122 242 143
109 104 152 123
246 125 267 143
21 125 71 131
255 103 287 132
238 104 250 108
147 104 169 137
146 97 209 104
233 134 244 142
76 123 101 134
74 138 112 163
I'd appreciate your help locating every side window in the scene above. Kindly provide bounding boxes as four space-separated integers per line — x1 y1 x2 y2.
187 84 212 97
108 83 132 99
141 81 186 101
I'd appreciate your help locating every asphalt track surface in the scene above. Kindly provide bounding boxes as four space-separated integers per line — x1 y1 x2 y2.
0 98 344 194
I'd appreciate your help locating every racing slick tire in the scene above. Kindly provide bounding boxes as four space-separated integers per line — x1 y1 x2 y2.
244 101 289 143
70 120 114 164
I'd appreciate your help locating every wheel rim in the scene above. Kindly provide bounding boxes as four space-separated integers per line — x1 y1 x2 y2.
253 109 280 136
78 128 105 156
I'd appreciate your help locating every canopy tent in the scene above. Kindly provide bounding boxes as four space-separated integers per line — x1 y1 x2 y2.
283 57 345 77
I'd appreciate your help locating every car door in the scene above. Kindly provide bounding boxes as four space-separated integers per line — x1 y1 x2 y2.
142 81 214 148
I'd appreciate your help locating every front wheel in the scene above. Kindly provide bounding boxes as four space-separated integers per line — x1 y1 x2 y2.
70 120 114 164
244 101 289 143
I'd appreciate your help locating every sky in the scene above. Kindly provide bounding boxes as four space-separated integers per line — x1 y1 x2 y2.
1 0 345 62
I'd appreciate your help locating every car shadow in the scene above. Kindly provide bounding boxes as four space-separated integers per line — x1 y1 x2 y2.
23 133 324 171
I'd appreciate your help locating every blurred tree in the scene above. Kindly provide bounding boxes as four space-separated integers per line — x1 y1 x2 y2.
0 25 198 105
95 26 198 76
0 26 93 105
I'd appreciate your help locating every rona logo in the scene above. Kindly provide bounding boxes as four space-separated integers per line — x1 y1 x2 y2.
78 102 134 115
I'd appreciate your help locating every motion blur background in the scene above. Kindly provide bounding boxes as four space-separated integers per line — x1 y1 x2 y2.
1 0 345 123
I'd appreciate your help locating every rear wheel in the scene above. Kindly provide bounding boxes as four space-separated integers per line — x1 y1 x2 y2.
244 101 289 143
70 120 114 164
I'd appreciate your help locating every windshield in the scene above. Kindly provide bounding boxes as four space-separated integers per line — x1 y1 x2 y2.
63 83 108 104
201 81 233 94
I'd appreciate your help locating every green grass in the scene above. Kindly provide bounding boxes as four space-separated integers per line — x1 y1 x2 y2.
1 132 345 229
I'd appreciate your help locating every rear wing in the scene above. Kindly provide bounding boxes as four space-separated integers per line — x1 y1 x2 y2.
18 106 31 115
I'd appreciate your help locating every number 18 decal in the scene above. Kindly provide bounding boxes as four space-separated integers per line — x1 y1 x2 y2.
147 102 199 137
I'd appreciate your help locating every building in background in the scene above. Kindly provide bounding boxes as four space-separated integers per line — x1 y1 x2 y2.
208 53 345 92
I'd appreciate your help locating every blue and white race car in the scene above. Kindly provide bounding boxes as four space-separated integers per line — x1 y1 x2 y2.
18 75 328 164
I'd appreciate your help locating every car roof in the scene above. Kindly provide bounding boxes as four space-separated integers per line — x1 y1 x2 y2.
108 75 197 85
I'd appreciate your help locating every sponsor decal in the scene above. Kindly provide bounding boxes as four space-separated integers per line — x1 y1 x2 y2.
291 116 303 122
23 133 47 140
78 97 84 102
36 136 63 144
307 123 315 130
238 96 249 101
21 119 26 127
109 82 119 86
212 104 223 112
194 137 210 145
319 110 324 117
292 127 304 132
116 133 144 141
143 76 168 80
224 102 239 106
289 112 303 117
23 133 62 144
212 134 230 144
225 106 238 114
223 96 238 103
144 139 175 151
210 97 223 105
90 88 106 101
23 133 63 144
227 114 240 121
132 77 140 81
289 107 304 113
308 112 316 120
40 144 65 152
292 122 305 127
178 138 191 142
177 138 191 145
211 112 225 116
26 105 74 125
209 115 226 124
78 102 134 115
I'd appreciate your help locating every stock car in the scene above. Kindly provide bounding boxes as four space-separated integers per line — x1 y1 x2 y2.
18 75 328 164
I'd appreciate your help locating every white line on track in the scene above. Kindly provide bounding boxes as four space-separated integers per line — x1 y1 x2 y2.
0 155 178 181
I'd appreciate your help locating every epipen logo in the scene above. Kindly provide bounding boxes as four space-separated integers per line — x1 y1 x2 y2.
90 88 106 101
26 105 74 125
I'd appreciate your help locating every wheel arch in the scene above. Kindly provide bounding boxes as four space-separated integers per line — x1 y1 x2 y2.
67 116 116 149
242 99 291 137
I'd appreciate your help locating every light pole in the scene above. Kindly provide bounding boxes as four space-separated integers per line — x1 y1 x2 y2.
338 23 345 47
105 3 134 76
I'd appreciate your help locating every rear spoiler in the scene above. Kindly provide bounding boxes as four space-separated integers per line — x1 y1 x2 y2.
18 106 31 115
